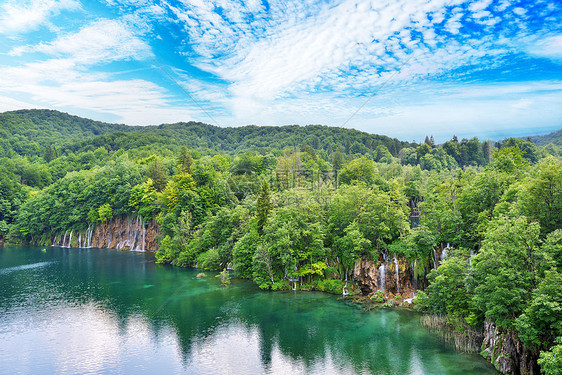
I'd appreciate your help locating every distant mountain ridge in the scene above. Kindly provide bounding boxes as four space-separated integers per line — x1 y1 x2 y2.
0 109 411 157
527 129 562 146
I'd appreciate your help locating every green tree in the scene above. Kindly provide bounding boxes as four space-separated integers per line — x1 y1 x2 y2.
339 157 377 186
177 146 193 174
518 157 562 236
425 254 472 327
129 179 159 220
517 269 562 351
98 204 113 222
44 144 55 162
470 215 540 329
146 159 168 191
335 221 370 279
233 226 260 279
538 338 562 375
255 181 272 235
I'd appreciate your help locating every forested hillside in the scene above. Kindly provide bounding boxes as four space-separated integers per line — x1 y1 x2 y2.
528 129 562 147
1 109 411 158
1 109 562 374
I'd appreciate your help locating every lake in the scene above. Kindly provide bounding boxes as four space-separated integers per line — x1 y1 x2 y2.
0 246 497 374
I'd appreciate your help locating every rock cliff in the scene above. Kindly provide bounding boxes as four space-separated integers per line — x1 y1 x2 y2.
353 254 418 298
481 320 540 375
52 216 160 252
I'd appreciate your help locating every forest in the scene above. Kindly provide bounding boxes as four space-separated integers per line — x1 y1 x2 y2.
1 109 562 374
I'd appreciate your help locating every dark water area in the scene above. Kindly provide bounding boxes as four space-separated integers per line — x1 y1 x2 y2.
0 246 497 374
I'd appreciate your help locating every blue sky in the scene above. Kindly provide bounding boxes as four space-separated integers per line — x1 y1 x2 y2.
0 0 561 142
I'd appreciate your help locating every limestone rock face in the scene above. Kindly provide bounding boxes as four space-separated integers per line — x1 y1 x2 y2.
481 320 540 375
353 254 416 298
52 216 160 252
91 216 159 251
353 256 378 294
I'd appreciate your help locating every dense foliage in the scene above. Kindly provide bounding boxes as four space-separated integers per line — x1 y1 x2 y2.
1 109 562 372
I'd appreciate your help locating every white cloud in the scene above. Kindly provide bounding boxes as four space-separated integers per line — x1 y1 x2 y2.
527 35 562 60
0 0 80 34
0 59 198 125
469 0 492 12
513 7 527 16
9 19 153 64
0 16 189 125
168 0 492 120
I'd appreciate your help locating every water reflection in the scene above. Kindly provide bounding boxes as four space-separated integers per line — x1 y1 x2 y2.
0 247 497 374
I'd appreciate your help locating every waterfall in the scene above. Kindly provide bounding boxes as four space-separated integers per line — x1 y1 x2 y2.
141 218 146 252
432 248 437 269
87 225 93 248
378 264 386 291
52 217 154 252
413 259 418 290
441 247 449 262
394 256 400 294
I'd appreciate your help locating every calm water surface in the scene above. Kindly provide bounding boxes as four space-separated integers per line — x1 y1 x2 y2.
0 246 497 374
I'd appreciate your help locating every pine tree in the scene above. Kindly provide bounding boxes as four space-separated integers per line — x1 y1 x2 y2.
146 159 168 191
177 146 193 174
333 149 344 170
256 181 272 235
44 144 54 162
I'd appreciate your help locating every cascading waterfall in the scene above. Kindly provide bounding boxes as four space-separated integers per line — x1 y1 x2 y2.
51 216 152 251
141 218 146 252
87 225 93 248
440 242 450 262
378 264 386 291
432 248 438 269
394 256 400 294
413 259 418 290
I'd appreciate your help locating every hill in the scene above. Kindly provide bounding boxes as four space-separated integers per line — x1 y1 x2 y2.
527 129 562 147
0 109 135 157
0 109 411 158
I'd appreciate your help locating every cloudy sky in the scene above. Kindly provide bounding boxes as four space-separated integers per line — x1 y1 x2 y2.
0 0 561 142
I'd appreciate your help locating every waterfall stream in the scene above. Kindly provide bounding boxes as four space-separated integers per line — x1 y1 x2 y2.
394 256 400 294
51 217 150 251
378 264 386 292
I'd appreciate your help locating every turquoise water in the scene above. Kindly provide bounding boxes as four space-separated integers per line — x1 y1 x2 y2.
0 247 497 374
